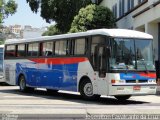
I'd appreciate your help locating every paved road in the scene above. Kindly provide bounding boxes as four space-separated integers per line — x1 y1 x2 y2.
0 86 160 120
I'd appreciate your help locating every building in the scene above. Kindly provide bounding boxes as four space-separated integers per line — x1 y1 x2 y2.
22 26 47 38
9 25 22 35
100 0 160 61
0 25 22 39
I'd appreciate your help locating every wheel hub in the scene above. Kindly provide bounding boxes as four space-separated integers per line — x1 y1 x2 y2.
84 83 93 97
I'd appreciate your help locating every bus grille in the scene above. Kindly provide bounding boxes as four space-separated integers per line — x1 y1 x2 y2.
126 80 148 83
5 68 10 82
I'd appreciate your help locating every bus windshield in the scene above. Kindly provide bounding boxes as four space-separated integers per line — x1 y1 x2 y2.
110 38 155 71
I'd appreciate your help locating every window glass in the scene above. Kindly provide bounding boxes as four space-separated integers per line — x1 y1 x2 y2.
17 44 25 57
32 43 39 56
0 48 3 52
6 45 16 57
27 43 39 57
55 41 60 55
59 41 67 55
43 42 53 56
55 40 67 55
74 38 86 55
28 44 32 56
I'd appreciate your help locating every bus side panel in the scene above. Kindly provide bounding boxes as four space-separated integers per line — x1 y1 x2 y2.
77 61 98 93
37 63 78 91
22 57 88 91
15 60 36 86
58 63 78 91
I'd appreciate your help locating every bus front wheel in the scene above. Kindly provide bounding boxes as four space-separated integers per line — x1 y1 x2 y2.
19 75 34 92
114 95 131 101
79 79 100 100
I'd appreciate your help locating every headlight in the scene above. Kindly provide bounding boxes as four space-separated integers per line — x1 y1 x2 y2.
148 79 156 83
111 79 125 84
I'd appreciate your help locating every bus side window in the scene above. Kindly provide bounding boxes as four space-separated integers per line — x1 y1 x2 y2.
74 38 86 55
5 45 16 57
27 43 39 57
42 42 53 56
17 44 25 57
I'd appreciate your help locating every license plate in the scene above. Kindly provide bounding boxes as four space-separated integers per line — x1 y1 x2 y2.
133 86 141 90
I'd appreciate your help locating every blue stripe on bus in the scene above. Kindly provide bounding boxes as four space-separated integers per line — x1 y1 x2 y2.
120 73 156 80
16 62 78 92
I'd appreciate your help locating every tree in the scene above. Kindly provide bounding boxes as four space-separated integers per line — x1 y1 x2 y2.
0 0 17 24
0 0 17 44
42 25 61 36
26 0 92 33
69 4 116 33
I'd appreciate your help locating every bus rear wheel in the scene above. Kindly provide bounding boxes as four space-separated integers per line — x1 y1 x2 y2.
114 95 131 101
79 79 100 100
19 75 34 92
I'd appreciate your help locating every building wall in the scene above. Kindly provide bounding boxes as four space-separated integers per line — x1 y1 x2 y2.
100 0 160 60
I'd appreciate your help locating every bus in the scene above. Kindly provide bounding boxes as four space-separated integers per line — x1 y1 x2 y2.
4 29 157 100
0 45 4 82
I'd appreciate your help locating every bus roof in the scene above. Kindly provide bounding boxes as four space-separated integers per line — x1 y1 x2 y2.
5 29 153 44
0 45 4 48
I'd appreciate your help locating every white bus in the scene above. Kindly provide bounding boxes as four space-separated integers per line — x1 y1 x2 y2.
0 45 4 82
4 29 157 100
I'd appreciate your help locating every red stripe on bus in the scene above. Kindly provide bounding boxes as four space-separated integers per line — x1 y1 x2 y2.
29 57 88 65
139 73 156 78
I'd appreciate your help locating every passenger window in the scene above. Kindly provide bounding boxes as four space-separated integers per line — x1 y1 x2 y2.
74 38 86 55
27 43 39 57
6 45 16 57
17 44 25 57
43 42 53 56
55 40 67 55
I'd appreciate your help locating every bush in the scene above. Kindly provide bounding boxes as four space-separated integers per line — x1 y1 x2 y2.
69 4 116 33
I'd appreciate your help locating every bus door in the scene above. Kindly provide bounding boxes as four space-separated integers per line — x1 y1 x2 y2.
95 45 109 77
95 45 110 95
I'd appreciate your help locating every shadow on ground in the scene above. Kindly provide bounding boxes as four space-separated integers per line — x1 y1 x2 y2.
0 86 149 105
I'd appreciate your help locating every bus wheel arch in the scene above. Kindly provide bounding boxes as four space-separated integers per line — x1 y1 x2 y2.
18 74 34 92
18 74 25 86
78 76 91 92
79 76 100 100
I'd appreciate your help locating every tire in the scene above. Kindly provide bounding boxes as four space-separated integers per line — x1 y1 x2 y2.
79 79 100 100
19 75 34 92
46 89 58 95
114 95 131 101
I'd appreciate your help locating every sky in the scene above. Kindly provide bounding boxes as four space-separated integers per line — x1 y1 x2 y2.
4 0 54 28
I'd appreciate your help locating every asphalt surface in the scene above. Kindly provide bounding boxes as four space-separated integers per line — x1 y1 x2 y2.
0 85 160 120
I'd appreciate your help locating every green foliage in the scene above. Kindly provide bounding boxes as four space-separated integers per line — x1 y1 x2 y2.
0 39 4 45
70 4 116 33
0 0 17 24
26 0 91 33
42 25 61 36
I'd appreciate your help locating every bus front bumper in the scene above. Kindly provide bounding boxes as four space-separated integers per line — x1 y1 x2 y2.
109 83 157 96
